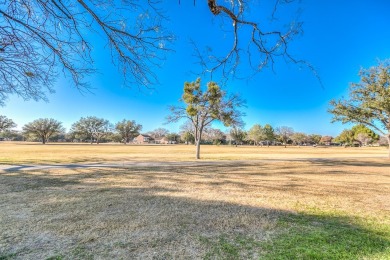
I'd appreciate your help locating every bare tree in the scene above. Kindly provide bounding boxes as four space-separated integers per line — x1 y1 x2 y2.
275 126 294 147
0 0 173 104
0 0 309 105
148 128 170 139
193 0 316 82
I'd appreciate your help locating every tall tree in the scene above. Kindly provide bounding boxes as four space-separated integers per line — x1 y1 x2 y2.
263 124 275 146
167 78 244 159
70 116 112 144
276 126 294 147
22 118 64 144
247 124 265 146
115 120 142 144
0 115 16 132
0 1 306 105
329 60 390 157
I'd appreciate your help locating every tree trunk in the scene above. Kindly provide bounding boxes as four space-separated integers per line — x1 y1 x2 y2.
386 134 390 159
196 140 201 159
42 136 46 144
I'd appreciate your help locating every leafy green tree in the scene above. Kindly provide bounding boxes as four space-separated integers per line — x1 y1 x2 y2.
334 130 355 146
0 130 23 141
70 116 113 144
166 133 180 143
167 78 244 159
115 119 142 144
308 134 322 145
22 118 64 144
351 124 379 146
248 124 265 146
329 60 390 157
276 126 294 147
230 127 247 147
0 115 16 132
263 124 275 146
181 131 195 145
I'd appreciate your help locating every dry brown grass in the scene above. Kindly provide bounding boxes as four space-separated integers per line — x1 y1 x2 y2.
0 142 388 164
1 156 389 259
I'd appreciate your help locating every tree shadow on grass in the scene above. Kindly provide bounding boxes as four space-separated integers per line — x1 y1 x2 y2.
0 167 389 259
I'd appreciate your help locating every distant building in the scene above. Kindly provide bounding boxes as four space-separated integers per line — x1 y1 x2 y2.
134 134 155 144
320 136 333 145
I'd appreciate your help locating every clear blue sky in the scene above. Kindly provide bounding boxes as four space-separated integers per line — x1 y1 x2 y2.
2 1 390 136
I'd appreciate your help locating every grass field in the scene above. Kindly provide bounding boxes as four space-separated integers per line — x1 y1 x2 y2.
0 142 388 164
0 142 389 259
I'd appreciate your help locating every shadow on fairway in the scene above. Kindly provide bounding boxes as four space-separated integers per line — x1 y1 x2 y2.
0 165 389 259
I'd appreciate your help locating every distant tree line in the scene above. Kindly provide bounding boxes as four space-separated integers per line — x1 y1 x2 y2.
1 114 387 147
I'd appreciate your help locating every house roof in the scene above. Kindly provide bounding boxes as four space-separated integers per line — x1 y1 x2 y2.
137 134 154 139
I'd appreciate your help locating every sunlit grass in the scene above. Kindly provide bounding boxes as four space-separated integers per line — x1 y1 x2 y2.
0 142 388 164
1 157 389 259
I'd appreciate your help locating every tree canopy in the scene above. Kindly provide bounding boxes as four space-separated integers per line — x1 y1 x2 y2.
167 78 244 159
0 115 16 132
0 0 305 105
22 118 64 144
329 60 390 157
275 126 294 147
247 124 265 145
70 116 113 144
115 119 142 144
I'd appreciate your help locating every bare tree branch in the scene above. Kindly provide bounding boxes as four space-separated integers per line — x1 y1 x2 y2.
0 0 174 104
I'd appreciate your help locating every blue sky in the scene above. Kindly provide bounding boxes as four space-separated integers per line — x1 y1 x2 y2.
2 1 390 136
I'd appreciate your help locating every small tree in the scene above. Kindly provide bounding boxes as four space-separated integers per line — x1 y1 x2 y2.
204 128 225 145
263 124 275 146
115 119 142 144
276 126 294 148
329 60 390 158
70 116 112 144
166 133 180 144
22 118 64 144
351 124 379 146
334 130 355 146
167 78 244 159
291 132 307 146
247 124 265 146
181 131 195 145
230 127 247 147
0 115 17 132
148 128 170 139
308 134 322 145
